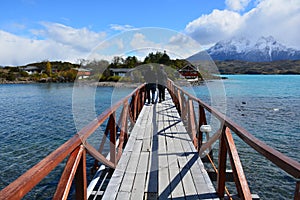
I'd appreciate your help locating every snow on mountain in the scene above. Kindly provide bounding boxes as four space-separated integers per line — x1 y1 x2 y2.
188 36 300 62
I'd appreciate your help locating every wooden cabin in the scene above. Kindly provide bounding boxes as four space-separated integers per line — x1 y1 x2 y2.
178 64 199 81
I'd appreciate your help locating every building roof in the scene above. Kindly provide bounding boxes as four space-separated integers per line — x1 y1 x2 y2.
23 66 39 71
109 68 133 73
73 68 92 72
178 64 198 72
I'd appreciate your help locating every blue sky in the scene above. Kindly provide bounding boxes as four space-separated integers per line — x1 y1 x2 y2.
1 0 226 33
0 0 299 66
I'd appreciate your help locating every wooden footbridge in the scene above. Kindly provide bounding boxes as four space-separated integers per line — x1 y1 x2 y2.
1 80 300 199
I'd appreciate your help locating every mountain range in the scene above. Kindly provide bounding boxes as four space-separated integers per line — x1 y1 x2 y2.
188 36 300 62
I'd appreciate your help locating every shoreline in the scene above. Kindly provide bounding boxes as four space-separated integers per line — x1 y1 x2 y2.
0 80 142 87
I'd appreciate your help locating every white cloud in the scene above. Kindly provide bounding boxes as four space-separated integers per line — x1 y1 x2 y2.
0 23 108 66
33 22 106 51
0 30 85 66
110 24 136 31
130 33 159 49
226 0 251 11
185 0 300 49
90 29 203 61
185 9 243 45
167 34 203 58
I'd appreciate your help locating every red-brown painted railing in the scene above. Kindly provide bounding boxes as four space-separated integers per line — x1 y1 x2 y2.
1 80 299 200
0 84 146 200
167 80 300 200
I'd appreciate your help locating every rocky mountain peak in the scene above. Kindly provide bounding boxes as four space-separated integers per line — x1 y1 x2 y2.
200 36 300 62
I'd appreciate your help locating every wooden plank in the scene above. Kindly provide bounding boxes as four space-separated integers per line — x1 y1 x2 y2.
148 102 159 197
90 170 109 200
177 155 198 199
157 103 171 199
141 118 153 152
144 149 158 200
163 91 214 198
116 191 131 200
102 134 142 199
131 152 150 200
137 105 150 140
118 140 142 193
138 105 153 154
165 99 199 199
176 123 218 199
121 106 147 153
101 152 131 199
167 111 186 199
172 104 218 199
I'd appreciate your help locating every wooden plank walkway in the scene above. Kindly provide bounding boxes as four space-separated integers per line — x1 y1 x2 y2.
102 91 219 200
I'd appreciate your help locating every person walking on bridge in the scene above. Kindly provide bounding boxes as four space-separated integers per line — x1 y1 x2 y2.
143 65 157 104
157 65 167 103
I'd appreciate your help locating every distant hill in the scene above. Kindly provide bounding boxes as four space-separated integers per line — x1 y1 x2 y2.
188 36 300 62
214 60 300 74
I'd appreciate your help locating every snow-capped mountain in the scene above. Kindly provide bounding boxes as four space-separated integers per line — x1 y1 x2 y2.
188 36 300 62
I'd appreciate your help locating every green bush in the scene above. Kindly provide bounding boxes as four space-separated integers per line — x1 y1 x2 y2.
107 76 121 82
7 72 16 81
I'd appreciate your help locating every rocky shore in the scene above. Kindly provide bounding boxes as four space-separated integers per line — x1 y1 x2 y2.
83 81 142 88
0 79 143 88
0 80 35 84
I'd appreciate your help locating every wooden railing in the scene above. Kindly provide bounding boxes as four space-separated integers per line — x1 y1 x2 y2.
167 80 300 200
1 80 299 200
0 84 146 200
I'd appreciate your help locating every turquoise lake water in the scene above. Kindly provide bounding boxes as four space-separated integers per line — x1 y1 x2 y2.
0 75 299 199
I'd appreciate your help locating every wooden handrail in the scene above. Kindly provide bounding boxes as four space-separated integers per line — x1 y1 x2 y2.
0 135 82 199
1 79 299 199
167 79 300 199
0 83 146 200
168 80 300 179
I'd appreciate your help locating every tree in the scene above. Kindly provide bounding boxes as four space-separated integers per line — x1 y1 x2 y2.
7 72 16 81
144 51 165 64
111 56 124 67
158 51 171 65
46 61 52 76
124 56 139 68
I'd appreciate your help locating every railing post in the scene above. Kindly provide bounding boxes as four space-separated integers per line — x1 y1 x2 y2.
171 87 179 112
54 145 85 200
188 99 197 148
177 89 182 116
75 145 87 200
217 126 227 198
109 113 117 167
225 128 252 200
117 102 129 162
137 90 141 116
181 93 187 123
295 181 300 200
133 91 139 121
138 87 145 114
198 105 207 149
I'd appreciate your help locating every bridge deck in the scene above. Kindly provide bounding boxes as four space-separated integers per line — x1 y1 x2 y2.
102 91 219 199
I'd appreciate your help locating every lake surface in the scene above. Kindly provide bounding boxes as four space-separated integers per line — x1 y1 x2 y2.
0 75 299 199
